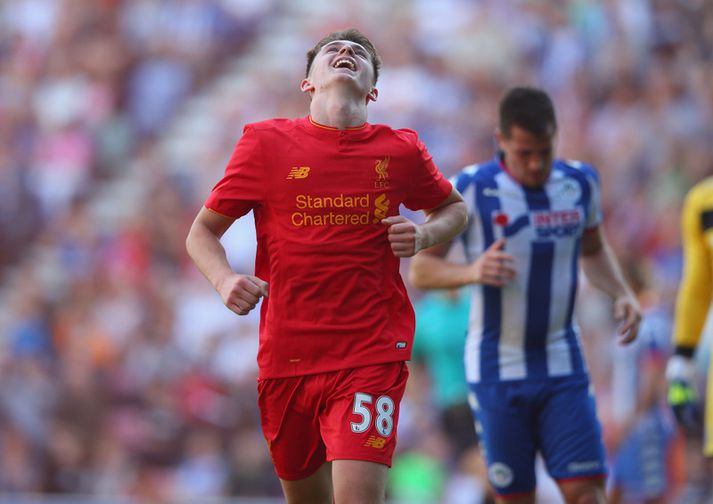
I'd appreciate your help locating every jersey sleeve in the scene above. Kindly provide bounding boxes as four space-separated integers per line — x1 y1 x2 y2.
204 125 266 218
673 184 713 350
451 168 476 215
401 132 453 211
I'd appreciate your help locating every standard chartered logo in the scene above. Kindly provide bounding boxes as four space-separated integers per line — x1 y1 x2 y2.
373 194 390 223
290 192 390 227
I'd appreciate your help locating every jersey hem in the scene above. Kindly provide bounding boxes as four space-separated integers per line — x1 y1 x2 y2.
553 472 607 484
257 356 409 380
467 373 590 386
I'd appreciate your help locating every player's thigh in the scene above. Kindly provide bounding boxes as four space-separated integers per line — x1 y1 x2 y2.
332 459 388 504
537 379 606 484
257 374 327 480
280 462 333 504
469 381 538 497
321 362 408 467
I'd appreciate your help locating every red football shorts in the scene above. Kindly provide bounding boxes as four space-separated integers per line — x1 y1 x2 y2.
257 361 409 480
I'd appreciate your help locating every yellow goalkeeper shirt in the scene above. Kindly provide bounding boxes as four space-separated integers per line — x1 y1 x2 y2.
673 176 713 350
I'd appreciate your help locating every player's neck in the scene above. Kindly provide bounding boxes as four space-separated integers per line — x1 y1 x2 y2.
309 90 368 129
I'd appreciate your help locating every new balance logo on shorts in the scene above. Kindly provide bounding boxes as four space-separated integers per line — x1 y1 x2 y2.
363 436 386 449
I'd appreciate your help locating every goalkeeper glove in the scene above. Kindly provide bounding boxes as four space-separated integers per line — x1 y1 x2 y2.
666 352 703 436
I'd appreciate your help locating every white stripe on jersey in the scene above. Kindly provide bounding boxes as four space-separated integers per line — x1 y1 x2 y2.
545 171 577 376
495 171 529 380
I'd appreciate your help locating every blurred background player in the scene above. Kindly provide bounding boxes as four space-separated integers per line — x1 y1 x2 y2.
666 176 713 503
605 259 676 504
410 288 494 504
186 28 466 504
410 86 641 504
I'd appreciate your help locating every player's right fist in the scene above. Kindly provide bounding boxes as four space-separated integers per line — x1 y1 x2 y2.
471 238 516 287
666 354 702 435
217 274 269 316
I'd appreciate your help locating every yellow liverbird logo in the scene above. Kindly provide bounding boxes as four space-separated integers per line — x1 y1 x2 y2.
373 193 390 223
375 156 390 180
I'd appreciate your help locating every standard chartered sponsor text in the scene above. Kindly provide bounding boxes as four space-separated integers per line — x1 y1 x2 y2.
292 193 373 227
295 193 370 209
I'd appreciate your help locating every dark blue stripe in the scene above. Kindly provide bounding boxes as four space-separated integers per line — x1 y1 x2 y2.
525 241 555 377
564 238 585 374
523 187 553 378
475 163 503 381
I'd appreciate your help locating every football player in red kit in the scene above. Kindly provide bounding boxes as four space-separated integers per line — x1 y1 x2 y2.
186 28 467 504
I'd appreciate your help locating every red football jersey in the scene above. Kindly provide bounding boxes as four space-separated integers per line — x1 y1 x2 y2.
205 116 453 378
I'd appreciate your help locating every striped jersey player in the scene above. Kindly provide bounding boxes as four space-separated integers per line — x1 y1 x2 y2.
410 87 641 504
456 157 601 385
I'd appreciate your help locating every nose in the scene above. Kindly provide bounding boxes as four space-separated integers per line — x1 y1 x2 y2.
528 156 545 171
338 44 355 56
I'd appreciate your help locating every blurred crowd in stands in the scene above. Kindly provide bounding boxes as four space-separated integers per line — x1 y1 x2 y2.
0 0 712 502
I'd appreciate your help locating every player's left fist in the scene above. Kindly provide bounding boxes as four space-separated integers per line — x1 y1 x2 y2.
613 294 641 345
382 215 426 258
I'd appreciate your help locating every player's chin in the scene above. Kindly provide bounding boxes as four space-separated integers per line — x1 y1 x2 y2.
329 71 357 82
328 73 368 89
526 178 547 188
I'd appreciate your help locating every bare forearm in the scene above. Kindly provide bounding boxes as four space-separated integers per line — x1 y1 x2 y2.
420 200 467 250
186 208 267 316
186 222 235 291
409 252 475 289
581 242 632 299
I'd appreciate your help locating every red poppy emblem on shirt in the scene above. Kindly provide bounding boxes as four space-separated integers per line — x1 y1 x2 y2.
493 213 509 226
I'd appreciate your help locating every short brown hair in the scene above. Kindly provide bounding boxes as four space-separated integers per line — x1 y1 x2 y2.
305 28 381 84
499 86 557 137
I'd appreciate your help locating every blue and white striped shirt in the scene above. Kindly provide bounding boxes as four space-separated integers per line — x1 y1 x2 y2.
453 157 602 384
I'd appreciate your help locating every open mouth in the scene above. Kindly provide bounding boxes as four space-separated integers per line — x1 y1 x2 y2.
333 58 356 71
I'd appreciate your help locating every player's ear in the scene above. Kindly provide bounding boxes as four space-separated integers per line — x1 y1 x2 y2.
301 78 315 94
494 127 504 149
367 87 378 103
